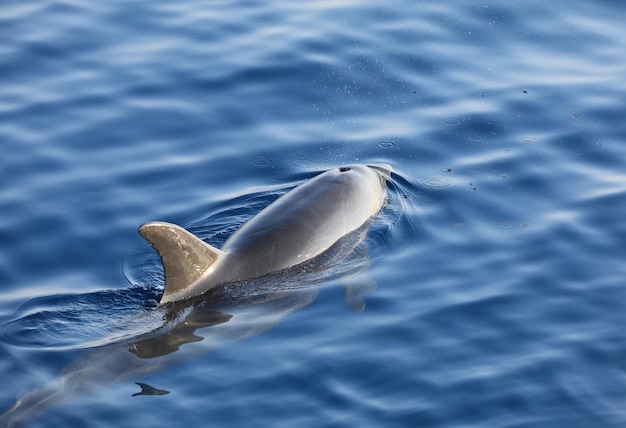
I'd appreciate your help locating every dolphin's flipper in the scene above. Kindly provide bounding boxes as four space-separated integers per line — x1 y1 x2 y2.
139 221 224 304
342 273 378 312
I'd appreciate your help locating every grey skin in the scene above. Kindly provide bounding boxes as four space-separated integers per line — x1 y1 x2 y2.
140 164 392 304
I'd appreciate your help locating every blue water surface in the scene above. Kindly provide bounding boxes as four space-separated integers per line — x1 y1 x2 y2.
1 0 625 427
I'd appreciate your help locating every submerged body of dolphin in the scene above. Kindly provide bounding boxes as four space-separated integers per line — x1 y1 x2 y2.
0 287 319 428
140 164 392 304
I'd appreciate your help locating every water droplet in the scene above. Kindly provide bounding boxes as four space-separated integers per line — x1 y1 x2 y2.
440 168 456 173
500 221 515 228
500 173 510 178
571 113 583 118
271 172 296 182
468 134 485 141
251 157 274 167
419 178 454 189
442 118 463 126
519 137 537 143
289 159 322 169
377 141 395 148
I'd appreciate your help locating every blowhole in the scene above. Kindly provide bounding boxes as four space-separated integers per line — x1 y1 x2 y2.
339 167 350 172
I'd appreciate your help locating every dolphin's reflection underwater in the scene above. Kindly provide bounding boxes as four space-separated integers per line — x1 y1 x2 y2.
0 164 392 427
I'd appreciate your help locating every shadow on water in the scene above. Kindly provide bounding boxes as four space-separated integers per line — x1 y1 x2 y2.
0 170 419 428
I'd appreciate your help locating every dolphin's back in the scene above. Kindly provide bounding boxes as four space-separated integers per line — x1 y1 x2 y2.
223 166 385 278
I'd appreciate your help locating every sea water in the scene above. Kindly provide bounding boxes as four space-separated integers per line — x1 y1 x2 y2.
1 0 625 426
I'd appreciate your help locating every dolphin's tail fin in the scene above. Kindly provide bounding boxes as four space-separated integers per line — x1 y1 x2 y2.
139 221 225 304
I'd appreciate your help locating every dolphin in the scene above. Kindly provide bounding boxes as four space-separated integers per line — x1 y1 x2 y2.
139 164 392 304
0 163 392 427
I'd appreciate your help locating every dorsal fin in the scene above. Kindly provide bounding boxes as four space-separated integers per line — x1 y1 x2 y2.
138 221 224 304
368 163 392 179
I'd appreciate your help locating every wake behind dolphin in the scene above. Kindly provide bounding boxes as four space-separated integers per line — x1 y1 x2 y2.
140 164 392 304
